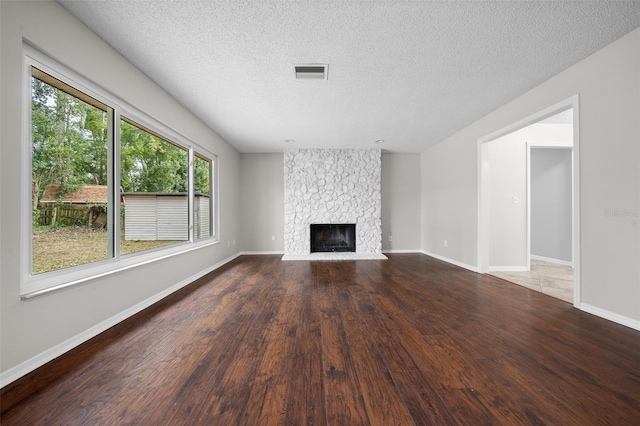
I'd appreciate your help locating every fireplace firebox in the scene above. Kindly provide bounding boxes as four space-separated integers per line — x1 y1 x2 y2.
310 224 356 253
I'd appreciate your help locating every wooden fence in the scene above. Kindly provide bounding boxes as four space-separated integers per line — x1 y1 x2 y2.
38 205 90 226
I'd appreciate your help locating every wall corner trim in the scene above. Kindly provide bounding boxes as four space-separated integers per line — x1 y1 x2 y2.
579 303 640 332
420 250 478 273
0 252 242 388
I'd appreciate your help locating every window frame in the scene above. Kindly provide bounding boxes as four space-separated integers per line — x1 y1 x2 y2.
21 45 219 299
193 151 216 240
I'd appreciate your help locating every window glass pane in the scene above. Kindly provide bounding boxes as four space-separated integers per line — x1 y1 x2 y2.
120 118 189 255
31 69 111 274
194 155 212 240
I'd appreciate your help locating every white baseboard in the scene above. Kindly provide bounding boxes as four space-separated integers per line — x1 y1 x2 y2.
239 250 285 255
489 266 529 272
530 255 573 267
382 249 421 254
0 252 242 388
420 250 478 273
579 303 640 331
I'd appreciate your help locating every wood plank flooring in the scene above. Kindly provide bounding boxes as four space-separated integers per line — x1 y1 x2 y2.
2 254 640 425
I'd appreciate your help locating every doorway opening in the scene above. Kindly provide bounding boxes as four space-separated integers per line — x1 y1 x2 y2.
477 96 580 306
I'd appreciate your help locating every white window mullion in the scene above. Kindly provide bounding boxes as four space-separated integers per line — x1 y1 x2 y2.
212 156 218 239
188 148 195 242
112 108 121 259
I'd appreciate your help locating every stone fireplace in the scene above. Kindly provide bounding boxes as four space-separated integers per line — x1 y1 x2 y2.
282 149 385 260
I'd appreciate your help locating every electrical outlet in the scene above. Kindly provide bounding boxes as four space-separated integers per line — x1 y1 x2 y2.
227 241 230 247
389 236 393 242
233 239 236 246
444 240 448 247
271 235 275 241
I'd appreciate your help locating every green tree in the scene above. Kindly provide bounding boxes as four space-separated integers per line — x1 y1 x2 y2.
31 74 200 215
31 77 107 210
82 104 109 185
194 156 210 195
120 120 188 193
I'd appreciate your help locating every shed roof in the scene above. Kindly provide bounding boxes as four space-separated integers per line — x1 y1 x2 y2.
40 184 108 204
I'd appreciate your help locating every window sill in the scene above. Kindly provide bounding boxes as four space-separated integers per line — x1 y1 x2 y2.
21 238 220 300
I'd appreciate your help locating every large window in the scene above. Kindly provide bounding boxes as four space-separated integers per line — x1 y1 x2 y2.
24 48 218 296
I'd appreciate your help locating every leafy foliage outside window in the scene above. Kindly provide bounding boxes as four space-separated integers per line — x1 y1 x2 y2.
31 73 110 273
31 75 108 213
194 155 212 239
194 155 211 195
120 119 188 193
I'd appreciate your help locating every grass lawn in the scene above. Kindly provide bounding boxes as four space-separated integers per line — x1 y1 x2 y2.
32 226 180 274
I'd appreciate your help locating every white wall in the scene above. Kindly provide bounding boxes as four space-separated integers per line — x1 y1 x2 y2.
381 153 421 252
239 152 421 254
531 148 573 262
240 153 284 252
488 134 528 268
421 28 640 324
0 1 242 380
421 134 478 268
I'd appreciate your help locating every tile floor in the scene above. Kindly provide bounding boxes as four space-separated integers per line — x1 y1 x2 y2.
490 259 574 303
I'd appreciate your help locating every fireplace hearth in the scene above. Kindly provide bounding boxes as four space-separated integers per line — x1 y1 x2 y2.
310 224 356 253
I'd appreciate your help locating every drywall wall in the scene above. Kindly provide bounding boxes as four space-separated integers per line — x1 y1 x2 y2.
421 28 640 324
531 148 573 262
421 132 478 268
0 1 241 381
488 133 528 269
381 153 421 251
239 152 420 254
240 153 285 252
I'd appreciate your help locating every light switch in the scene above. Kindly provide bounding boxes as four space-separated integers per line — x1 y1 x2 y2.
513 196 519 204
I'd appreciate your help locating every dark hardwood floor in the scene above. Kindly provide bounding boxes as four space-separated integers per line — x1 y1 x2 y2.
2 254 639 425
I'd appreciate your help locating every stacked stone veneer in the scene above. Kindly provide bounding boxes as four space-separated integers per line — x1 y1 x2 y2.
284 149 382 255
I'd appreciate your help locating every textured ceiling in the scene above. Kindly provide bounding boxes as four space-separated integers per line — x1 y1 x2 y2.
57 0 640 153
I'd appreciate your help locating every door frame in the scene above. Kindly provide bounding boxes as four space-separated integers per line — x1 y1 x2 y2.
477 95 580 307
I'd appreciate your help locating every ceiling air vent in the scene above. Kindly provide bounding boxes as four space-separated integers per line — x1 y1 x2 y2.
294 64 328 80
